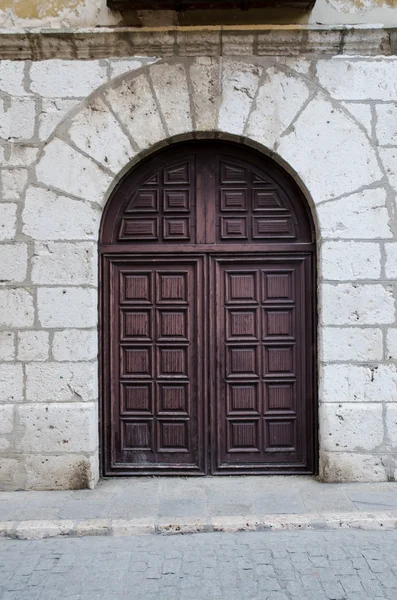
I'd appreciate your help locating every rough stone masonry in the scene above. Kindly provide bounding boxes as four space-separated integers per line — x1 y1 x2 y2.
0 25 397 489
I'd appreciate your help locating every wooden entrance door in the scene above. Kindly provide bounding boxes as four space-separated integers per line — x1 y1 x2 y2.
100 141 316 476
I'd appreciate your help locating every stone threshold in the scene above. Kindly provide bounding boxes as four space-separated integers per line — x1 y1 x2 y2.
2 512 397 540
0 25 395 60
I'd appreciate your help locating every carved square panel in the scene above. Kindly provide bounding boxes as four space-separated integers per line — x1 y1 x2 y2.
157 272 188 304
158 347 188 377
220 162 247 184
228 420 260 452
263 309 294 339
157 309 188 341
158 420 189 452
226 309 258 340
265 419 295 451
158 383 189 414
252 189 286 212
119 218 158 240
227 346 258 378
226 271 258 304
126 189 158 212
252 217 295 239
121 382 153 414
227 383 259 414
163 190 190 212
123 421 152 450
121 309 152 341
122 347 152 378
120 272 152 304
220 189 247 211
262 271 294 303
265 382 295 412
220 217 247 239
163 218 190 240
264 346 294 376
163 162 189 184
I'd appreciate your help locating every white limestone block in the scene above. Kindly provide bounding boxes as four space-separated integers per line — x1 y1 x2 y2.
35 138 113 205
321 241 381 280
386 405 397 449
16 402 98 454
0 404 13 451
0 97 36 141
0 364 23 403
109 58 156 79
320 451 387 483
0 332 15 361
0 288 34 328
23 186 100 241
322 327 383 361
25 362 97 403
277 93 382 203
0 203 17 240
316 60 397 101
0 243 27 283
385 243 397 279
17 331 49 362
321 284 395 325
30 60 107 98
38 98 79 141
375 104 397 146
24 454 98 490
320 403 383 452
150 63 192 138
0 62 27 96
1 168 28 200
32 242 96 286
0 145 39 167
66 96 136 174
105 73 165 151
386 329 397 361
317 189 392 239
341 102 372 138
321 364 397 404
218 60 262 136
190 57 220 132
246 67 310 149
52 329 97 362
37 287 96 328
379 148 397 192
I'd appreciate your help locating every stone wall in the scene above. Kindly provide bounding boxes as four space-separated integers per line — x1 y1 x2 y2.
0 49 396 489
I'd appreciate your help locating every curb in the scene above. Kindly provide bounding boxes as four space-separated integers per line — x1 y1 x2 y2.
1 512 397 540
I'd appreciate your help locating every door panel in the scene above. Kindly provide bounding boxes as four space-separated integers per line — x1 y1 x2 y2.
104 255 206 474
212 255 314 474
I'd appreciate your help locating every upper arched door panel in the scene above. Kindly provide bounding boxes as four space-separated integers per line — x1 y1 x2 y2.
100 141 314 246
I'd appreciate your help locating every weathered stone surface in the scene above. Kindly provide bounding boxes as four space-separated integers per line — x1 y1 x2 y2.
375 103 397 146
321 284 395 325
386 328 397 361
190 57 220 132
0 203 17 240
30 60 107 98
25 362 97 403
321 364 397 404
0 61 27 96
37 287 96 328
16 402 98 454
105 73 165 151
0 404 13 451
0 457 23 490
0 97 36 141
1 168 28 200
0 288 34 328
246 67 310 150
38 98 80 142
317 189 392 239
316 60 397 101
386 405 397 450
0 332 14 362
24 454 98 490
321 241 381 280
66 96 136 174
322 327 383 361
23 187 100 241
0 145 39 167
32 242 96 285
320 403 383 452
218 61 262 136
17 331 49 362
35 138 113 204
52 329 97 362
150 62 192 138
341 102 372 138
321 451 388 483
385 243 397 279
0 243 27 283
0 364 23 403
277 93 382 203
379 147 397 192
109 58 154 79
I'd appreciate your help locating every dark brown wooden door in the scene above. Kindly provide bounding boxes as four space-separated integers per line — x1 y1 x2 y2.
100 141 316 476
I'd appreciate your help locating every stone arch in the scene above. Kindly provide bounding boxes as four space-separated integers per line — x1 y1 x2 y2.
28 57 388 483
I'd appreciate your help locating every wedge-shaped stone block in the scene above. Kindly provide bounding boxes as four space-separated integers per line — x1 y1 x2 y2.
35 138 113 205
150 62 192 138
190 57 220 132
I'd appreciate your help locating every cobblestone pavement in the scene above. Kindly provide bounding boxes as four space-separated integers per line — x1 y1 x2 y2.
1 530 397 600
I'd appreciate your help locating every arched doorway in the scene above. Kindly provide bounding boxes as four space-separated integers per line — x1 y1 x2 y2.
100 140 316 476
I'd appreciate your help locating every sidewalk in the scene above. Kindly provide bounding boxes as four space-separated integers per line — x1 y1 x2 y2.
1 476 397 539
